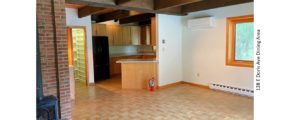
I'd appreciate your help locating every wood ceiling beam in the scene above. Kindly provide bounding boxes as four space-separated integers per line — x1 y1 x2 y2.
78 6 118 18
65 3 86 9
92 10 128 23
158 6 182 15
182 0 253 13
78 6 106 18
138 19 151 26
65 0 116 6
117 0 154 10
116 0 187 15
91 8 119 16
154 0 203 10
66 0 185 15
116 0 132 5
119 13 155 24
92 10 145 23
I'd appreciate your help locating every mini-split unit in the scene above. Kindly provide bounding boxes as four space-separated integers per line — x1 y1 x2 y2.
187 17 216 30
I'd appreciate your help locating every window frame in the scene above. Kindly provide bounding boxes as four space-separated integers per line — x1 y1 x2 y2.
226 15 254 67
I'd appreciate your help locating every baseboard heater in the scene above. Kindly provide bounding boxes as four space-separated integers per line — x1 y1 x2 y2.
209 83 253 97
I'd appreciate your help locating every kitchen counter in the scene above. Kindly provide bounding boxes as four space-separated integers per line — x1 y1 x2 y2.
117 59 158 89
109 52 155 57
109 54 156 76
116 58 158 63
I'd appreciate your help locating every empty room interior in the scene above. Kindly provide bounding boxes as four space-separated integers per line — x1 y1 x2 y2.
36 0 254 119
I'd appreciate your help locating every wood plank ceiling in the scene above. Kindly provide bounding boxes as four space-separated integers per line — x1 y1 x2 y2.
65 0 253 23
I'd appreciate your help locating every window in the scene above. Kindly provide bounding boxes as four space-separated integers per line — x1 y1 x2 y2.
226 15 254 67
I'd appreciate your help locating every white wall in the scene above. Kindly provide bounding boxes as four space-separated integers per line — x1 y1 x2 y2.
65 8 94 84
181 3 254 90
157 14 183 86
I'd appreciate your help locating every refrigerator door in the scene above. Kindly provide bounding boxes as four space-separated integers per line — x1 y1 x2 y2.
94 65 110 80
92 36 110 81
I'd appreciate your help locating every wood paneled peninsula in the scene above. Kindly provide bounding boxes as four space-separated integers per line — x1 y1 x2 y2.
109 53 156 76
116 59 158 89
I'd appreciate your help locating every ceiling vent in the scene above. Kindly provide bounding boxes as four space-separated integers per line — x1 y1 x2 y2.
187 17 216 30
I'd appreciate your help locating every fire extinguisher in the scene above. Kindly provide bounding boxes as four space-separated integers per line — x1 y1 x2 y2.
149 77 155 91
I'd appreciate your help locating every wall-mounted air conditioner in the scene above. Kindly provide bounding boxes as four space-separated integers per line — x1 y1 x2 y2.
187 17 216 30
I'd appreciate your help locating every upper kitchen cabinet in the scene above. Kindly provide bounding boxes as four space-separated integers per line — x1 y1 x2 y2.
93 24 115 46
150 17 157 46
92 24 107 36
113 25 123 46
106 24 116 46
92 23 154 46
140 25 151 45
140 17 156 46
122 26 132 45
131 26 141 45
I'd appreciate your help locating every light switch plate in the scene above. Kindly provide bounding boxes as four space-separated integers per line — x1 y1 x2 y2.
162 39 165 44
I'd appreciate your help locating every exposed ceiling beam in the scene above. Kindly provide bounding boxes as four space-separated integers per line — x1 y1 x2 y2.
158 6 182 15
119 13 155 24
91 10 144 23
92 10 129 23
78 6 118 18
116 0 186 15
90 8 119 16
138 20 151 26
117 0 154 10
154 0 203 10
66 0 185 15
66 0 152 11
78 6 106 18
67 0 253 16
65 0 115 6
65 3 86 8
182 0 253 13
116 0 135 5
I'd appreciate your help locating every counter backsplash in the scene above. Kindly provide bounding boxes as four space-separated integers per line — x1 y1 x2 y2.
109 45 153 54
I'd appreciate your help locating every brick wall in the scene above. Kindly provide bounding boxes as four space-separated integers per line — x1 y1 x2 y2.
37 0 71 119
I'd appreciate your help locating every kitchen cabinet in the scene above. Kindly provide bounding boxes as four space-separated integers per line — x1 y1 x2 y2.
92 24 98 36
93 23 154 46
92 24 107 36
131 26 141 45
110 56 136 76
106 25 116 46
118 61 158 89
113 26 123 45
141 55 156 59
140 26 151 45
93 24 116 46
150 17 157 46
122 26 132 45
110 56 122 76
104 25 132 46
109 55 156 76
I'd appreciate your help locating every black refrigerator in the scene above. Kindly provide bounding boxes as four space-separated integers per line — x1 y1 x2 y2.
92 36 110 82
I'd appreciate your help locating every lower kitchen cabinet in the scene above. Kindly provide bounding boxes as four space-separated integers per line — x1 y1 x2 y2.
110 57 122 76
109 55 156 76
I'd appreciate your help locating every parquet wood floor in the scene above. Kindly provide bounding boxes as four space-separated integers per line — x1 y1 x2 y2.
72 79 253 120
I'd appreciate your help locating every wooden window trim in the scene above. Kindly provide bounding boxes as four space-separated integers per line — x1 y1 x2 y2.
226 15 254 67
67 26 89 85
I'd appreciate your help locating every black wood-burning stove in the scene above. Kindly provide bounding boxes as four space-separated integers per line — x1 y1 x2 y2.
37 96 59 120
37 23 59 120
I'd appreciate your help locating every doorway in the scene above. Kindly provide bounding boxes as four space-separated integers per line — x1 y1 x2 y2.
67 27 88 100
